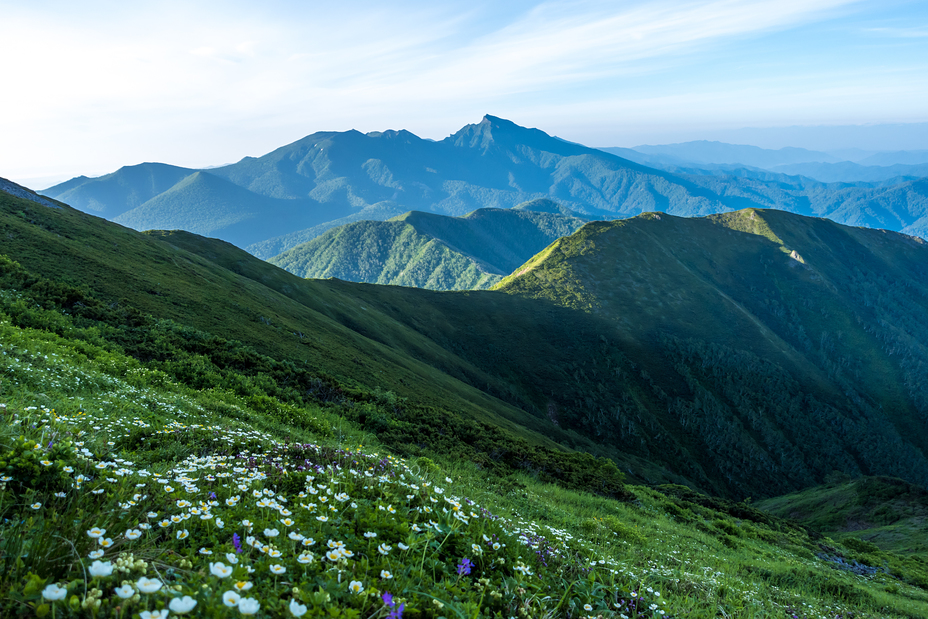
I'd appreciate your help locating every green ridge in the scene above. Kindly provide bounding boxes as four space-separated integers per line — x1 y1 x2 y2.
3 186 928 618
269 206 586 290
6 187 928 504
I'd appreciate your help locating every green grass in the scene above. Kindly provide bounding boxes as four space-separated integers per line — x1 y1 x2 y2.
4 190 928 616
6 190 928 505
757 476 928 556
2 315 928 618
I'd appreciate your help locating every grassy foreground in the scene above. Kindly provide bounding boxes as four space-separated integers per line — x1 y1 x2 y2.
2 298 928 617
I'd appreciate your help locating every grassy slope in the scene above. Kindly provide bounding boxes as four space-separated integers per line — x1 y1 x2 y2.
5 187 928 616
7 189 928 504
318 209 928 500
493 209 928 495
3 283 928 618
0 191 560 445
2 189 677 503
758 477 928 555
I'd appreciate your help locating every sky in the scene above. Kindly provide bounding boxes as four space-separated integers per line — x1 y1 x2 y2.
2 0 927 187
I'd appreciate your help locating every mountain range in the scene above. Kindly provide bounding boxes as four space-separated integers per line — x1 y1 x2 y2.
6 177 928 502
40 116 928 263
7 176 928 617
604 143 928 184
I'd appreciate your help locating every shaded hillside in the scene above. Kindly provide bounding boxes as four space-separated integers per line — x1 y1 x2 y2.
482 210 928 496
758 477 928 555
269 207 586 290
43 116 928 256
0 183 668 491
7 179 928 501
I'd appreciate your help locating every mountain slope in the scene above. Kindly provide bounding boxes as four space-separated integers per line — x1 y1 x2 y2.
758 476 928 554
0 181 668 491
44 162 196 217
207 115 738 220
40 117 928 256
112 170 340 248
8 179 928 501
482 209 928 496
269 206 586 290
4 285 927 619
270 219 502 290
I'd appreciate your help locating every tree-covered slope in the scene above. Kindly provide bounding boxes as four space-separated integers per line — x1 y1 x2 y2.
270 220 502 290
203 116 742 247
481 209 928 497
269 206 586 290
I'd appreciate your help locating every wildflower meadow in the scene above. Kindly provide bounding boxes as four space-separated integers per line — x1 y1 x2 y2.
1 294 927 618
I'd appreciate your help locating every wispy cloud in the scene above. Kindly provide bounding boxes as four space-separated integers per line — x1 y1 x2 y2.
329 0 862 100
1 0 925 180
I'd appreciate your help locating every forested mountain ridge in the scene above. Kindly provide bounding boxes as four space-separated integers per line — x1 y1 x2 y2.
268 205 587 290
485 209 928 495
7 177 928 617
41 116 928 257
6 178 928 501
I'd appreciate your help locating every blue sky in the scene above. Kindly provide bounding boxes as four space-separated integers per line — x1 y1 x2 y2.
2 0 927 186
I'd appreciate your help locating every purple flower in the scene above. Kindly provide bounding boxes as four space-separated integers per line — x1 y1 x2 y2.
209 492 217 499
456 557 473 576
387 602 404 619
382 592 393 607
232 533 243 553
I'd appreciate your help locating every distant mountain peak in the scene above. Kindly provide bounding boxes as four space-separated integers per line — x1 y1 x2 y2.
446 115 589 157
364 129 422 144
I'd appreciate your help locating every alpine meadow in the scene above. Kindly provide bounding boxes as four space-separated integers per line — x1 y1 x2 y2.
4 2 928 615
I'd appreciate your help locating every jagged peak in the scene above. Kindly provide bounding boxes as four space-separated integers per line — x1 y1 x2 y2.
445 115 593 158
